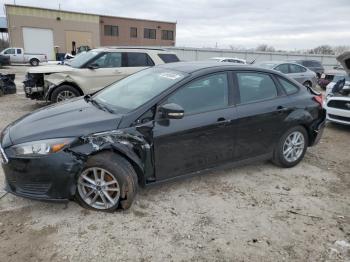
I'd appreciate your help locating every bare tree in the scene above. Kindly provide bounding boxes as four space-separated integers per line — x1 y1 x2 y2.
308 45 335 55
333 45 350 55
255 44 275 52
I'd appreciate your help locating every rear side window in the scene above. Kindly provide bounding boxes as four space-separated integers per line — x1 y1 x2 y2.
237 72 278 104
124 52 155 67
17 49 22 54
275 64 289 74
277 77 299 94
158 54 180 63
166 73 229 115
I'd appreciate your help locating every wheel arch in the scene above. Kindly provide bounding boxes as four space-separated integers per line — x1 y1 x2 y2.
284 109 314 146
87 147 146 187
48 82 84 101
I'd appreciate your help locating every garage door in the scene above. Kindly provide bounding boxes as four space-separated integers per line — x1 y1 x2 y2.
22 27 55 60
65 31 92 54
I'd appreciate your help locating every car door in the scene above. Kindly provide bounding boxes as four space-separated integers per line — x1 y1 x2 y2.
2 48 18 62
152 72 237 181
233 71 291 160
288 64 307 84
78 52 124 93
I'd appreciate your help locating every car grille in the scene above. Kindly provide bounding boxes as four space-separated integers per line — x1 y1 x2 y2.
327 100 350 110
328 114 350 122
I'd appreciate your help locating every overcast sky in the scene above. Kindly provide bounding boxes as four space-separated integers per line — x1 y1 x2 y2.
1 0 349 50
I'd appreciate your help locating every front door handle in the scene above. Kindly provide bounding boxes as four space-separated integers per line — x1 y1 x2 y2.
217 117 231 126
277 106 289 113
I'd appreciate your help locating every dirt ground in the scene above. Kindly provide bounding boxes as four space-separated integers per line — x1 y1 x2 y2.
0 66 349 262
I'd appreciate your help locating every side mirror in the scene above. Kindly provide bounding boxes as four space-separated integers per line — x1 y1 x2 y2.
158 103 184 119
87 63 99 70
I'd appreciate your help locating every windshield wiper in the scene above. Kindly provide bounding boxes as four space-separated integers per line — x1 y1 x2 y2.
86 96 114 113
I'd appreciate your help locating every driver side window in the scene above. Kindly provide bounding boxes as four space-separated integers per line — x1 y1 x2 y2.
165 73 229 115
91 52 122 68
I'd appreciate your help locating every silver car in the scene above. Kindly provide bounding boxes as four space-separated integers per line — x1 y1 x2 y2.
256 61 317 88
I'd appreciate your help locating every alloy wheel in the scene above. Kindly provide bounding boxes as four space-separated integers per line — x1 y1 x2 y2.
56 90 77 102
282 131 305 163
77 167 121 210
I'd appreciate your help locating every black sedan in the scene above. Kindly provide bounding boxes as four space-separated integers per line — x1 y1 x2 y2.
0 62 326 211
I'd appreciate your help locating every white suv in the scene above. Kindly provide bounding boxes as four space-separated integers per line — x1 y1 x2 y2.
24 47 180 103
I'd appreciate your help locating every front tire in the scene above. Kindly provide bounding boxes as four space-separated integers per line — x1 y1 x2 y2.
272 126 308 168
75 152 138 212
51 85 80 103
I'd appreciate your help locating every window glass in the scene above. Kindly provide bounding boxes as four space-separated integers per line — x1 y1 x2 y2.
4 49 15 55
94 68 187 113
289 64 306 73
275 64 289 74
166 73 229 115
278 77 299 94
125 52 154 67
144 28 156 39
104 25 118 36
92 52 122 68
161 30 174 40
237 72 278 103
130 27 137 38
17 49 22 54
158 54 180 63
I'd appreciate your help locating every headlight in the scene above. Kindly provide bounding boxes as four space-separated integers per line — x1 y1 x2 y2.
12 138 75 157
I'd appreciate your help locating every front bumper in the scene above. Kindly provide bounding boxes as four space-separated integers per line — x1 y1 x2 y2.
1 149 83 201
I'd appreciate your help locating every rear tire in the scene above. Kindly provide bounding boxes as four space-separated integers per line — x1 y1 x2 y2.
51 85 80 103
75 152 138 212
272 126 308 168
303 81 312 88
30 58 39 66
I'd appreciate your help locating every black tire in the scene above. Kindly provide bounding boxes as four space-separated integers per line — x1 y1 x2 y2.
50 85 81 103
30 58 39 66
303 81 312 88
272 126 308 168
75 152 138 212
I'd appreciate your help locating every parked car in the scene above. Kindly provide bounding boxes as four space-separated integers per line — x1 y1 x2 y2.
256 61 317 88
325 74 350 97
0 62 325 211
208 57 246 64
324 52 350 125
0 47 47 66
289 60 324 78
23 47 180 103
318 70 346 90
0 54 10 66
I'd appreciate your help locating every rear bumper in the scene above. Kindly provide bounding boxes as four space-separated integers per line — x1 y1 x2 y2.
309 110 326 146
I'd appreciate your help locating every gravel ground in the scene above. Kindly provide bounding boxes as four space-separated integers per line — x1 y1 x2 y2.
0 66 349 262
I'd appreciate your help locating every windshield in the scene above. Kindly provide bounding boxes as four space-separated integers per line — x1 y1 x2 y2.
94 67 187 113
67 51 99 68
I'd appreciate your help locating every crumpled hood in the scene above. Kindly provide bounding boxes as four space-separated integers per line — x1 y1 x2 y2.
27 65 74 74
7 98 122 146
337 52 350 75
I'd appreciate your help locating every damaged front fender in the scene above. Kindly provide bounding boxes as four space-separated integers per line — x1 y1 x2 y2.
69 129 154 186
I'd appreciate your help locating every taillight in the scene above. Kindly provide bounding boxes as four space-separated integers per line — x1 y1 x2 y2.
313 95 323 108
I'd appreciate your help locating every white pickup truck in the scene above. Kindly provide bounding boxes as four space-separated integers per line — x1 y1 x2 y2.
0 47 47 66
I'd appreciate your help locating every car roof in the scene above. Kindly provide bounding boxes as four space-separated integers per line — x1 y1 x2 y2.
92 47 174 53
156 61 278 74
209 57 245 60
